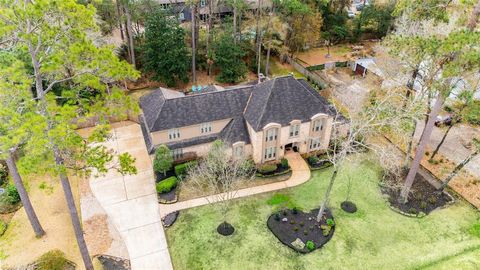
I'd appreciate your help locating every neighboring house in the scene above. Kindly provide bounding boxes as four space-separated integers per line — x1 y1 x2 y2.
157 0 272 22
139 76 344 164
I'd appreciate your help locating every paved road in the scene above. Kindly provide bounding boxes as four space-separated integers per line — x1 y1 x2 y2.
87 122 173 270
414 121 480 178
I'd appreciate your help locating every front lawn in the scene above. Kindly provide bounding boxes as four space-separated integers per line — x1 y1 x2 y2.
165 154 480 270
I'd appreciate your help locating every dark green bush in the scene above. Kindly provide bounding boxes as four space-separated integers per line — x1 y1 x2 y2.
428 196 437 204
36 250 69 270
280 158 289 168
274 213 281 221
306 240 315 251
0 163 7 185
420 201 428 210
257 164 277 174
292 207 298 215
5 184 20 205
290 219 295 224
308 156 319 165
299 221 304 227
282 209 288 216
156 176 178 194
409 207 418 215
293 226 299 232
174 161 197 177
326 218 335 227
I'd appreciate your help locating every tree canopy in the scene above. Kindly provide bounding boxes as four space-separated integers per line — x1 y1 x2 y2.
142 9 190 86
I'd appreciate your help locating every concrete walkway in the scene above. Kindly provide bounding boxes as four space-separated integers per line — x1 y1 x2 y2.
159 151 311 218
85 122 173 270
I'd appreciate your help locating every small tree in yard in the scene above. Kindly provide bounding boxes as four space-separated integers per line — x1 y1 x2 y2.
153 145 173 176
143 9 190 86
213 34 247 83
185 140 255 235
0 1 140 269
316 87 418 221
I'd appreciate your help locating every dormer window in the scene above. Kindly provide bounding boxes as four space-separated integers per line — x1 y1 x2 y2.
289 124 300 137
265 128 278 142
312 119 323 132
200 122 212 134
168 128 180 140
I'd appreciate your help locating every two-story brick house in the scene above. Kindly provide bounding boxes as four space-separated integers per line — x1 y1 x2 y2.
139 75 342 164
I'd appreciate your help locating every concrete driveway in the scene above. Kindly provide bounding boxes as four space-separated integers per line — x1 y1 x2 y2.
86 121 173 270
415 121 480 178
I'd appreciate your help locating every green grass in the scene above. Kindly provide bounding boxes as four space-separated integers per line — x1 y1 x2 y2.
165 154 480 270
268 58 305 79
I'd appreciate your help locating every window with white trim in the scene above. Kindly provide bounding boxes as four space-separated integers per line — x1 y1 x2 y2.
200 122 212 134
289 124 300 137
179 12 185 20
265 128 278 142
200 0 206 7
309 138 321 150
234 144 244 157
171 148 183 160
168 128 180 140
312 119 323 132
264 146 276 160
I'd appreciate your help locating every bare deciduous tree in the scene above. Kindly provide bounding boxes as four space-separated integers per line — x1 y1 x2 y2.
184 140 255 234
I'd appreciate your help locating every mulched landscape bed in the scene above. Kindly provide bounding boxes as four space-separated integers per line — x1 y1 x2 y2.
162 211 179 227
217 222 235 236
307 158 333 171
381 172 454 217
256 165 291 178
97 254 130 270
158 187 178 204
267 208 335 253
340 201 357 213
155 169 176 182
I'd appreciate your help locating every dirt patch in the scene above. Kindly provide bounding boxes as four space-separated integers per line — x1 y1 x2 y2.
381 171 453 216
267 208 335 253
0 175 83 268
83 214 113 256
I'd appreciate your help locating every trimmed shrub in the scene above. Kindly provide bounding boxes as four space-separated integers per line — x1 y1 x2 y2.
36 250 69 270
321 225 331 236
306 240 315 251
292 207 298 215
257 164 277 174
153 145 173 175
326 218 335 227
280 158 289 169
174 161 198 177
308 156 319 165
5 184 20 205
0 163 7 185
156 176 178 194
274 213 281 221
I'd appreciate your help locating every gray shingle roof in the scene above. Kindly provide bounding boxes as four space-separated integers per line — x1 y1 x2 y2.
140 76 341 149
244 76 339 131
140 86 252 132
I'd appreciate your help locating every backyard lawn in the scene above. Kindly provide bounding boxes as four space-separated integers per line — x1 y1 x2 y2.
165 154 480 270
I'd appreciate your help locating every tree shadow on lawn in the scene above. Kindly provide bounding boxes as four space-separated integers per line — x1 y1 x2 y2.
165 155 480 270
